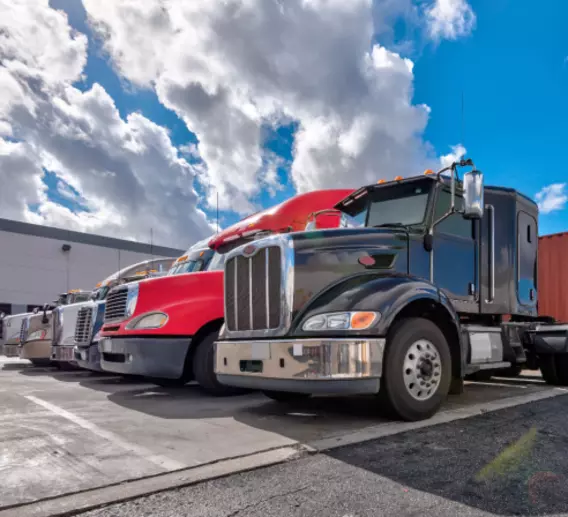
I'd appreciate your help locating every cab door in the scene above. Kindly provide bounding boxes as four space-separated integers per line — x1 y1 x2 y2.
432 188 479 313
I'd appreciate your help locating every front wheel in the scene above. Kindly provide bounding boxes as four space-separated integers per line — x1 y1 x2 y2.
193 329 247 396
378 317 452 421
262 391 311 403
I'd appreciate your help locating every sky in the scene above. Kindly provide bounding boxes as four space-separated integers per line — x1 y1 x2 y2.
0 0 566 248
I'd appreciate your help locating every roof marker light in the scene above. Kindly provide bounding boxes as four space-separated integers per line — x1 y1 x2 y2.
377 179 386 184
394 176 403 181
424 169 434 175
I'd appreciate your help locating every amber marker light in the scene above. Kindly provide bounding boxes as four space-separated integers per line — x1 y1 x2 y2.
350 312 378 329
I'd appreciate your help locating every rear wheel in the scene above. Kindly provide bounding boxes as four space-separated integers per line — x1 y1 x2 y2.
378 317 452 421
262 391 311 403
30 359 51 367
540 355 568 386
193 329 246 396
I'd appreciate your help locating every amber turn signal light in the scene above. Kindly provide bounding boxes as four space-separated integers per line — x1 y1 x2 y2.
350 312 378 330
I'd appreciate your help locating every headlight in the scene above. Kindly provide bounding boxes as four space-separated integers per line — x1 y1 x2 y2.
27 329 47 341
125 284 139 319
302 311 380 331
127 312 168 330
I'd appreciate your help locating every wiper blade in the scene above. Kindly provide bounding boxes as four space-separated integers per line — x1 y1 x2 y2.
373 223 408 228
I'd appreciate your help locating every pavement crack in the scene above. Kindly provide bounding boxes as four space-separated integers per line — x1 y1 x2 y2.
225 485 311 516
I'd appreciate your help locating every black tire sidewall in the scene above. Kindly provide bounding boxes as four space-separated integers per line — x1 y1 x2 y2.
382 317 452 421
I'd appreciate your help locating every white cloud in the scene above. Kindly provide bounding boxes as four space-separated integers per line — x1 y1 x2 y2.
83 0 437 213
0 0 213 247
535 183 567 214
440 143 467 168
425 0 476 41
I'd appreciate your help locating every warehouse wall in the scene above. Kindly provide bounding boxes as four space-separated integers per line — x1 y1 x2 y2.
0 220 184 314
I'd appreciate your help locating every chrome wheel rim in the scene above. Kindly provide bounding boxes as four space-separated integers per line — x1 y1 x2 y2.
403 339 442 401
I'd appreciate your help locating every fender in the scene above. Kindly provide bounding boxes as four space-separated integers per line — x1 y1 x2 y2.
292 273 461 341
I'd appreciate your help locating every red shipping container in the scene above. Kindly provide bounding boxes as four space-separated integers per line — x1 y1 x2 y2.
538 232 568 323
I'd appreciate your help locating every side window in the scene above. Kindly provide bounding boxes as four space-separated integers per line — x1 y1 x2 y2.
434 190 473 239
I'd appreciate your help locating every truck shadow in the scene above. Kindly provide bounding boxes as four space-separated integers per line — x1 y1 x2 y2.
325 395 568 517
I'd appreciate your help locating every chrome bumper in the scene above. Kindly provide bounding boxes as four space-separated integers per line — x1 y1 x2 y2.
215 338 385 395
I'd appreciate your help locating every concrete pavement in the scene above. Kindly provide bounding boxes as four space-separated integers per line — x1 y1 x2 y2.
0 356 565 516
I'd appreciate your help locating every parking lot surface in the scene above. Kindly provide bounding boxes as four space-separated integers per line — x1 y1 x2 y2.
0 356 563 513
79 393 568 517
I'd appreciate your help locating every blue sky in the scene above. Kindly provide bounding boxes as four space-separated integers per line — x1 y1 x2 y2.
16 0 568 240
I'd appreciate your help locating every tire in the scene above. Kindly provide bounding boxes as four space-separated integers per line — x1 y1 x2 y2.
193 329 246 396
378 317 452 421
262 391 311 403
541 355 568 386
150 377 189 388
30 359 51 367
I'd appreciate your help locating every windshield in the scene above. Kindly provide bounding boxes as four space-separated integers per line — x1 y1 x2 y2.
207 252 226 271
168 248 215 275
365 182 432 228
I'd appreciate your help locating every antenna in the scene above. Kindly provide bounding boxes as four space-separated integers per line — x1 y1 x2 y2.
216 191 219 234
150 227 154 264
461 90 465 152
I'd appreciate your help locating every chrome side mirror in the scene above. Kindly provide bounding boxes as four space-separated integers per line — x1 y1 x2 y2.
463 169 484 219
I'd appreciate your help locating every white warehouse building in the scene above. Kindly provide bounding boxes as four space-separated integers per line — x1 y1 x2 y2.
0 218 184 316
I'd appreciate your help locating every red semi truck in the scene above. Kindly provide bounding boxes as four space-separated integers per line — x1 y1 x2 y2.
98 189 353 394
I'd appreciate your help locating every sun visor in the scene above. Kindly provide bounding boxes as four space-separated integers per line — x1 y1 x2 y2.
334 187 369 217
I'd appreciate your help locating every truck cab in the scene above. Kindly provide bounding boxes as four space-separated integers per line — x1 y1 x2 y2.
215 160 568 420
18 290 91 366
98 189 353 393
69 258 175 371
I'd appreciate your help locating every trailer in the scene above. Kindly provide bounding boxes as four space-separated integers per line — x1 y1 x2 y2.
214 159 568 421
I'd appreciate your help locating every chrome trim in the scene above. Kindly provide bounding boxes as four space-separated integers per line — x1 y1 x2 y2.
265 248 270 328
215 338 385 382
248 257 253 330
223 234 296 339
486 204 495 303
233 257 238 330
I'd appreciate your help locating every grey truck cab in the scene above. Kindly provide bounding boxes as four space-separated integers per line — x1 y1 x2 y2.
215 159 568 421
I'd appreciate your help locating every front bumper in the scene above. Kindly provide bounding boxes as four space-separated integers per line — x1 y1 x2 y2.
74 343 102 372
3 344 20 357
215 338 385 395
20 340 52 360
99 337 191 379
51 345 76 363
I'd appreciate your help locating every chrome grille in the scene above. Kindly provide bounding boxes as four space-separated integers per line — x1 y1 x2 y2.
225 246 282 332
20 318 28 343
75 306 93 345
104 287 128 322
52 308 62 346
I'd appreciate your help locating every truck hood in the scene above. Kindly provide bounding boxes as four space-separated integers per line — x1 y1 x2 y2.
2 313 33 344
289 227 409 316
23 312 53 343
134 270 224 315
53 301 91 347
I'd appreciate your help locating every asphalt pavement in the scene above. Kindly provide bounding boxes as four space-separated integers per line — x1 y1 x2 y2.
78 394 568 517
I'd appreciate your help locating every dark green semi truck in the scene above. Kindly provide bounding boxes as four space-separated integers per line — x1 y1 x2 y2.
214 159 568 421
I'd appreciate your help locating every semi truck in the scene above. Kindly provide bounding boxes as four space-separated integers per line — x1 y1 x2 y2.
214 159 568 421
17 290 92 365
69 258 175 371
98 189 353 393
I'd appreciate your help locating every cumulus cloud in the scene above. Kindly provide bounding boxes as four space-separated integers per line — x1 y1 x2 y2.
83 0 438 213
439 143 467 168
0 0 213 247
425 0 476 41
536 183 567 214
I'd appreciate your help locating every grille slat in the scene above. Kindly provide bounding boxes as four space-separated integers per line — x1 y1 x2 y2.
74 306 94 345
20 318 27 343
225 246 282 332
104 288 128 322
